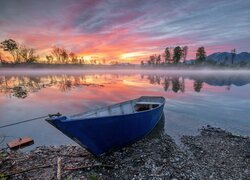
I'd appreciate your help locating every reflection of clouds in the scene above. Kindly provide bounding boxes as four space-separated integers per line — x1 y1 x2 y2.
0 73 250 99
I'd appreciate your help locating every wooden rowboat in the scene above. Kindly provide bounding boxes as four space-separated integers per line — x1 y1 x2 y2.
46 96 165 156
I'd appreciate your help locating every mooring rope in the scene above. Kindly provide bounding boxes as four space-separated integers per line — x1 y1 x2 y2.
0 113 61 129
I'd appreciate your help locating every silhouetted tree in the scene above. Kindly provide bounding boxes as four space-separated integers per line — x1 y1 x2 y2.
149 55 157 65
46 55 54 64
182 46 188 63
51 47 70 64
51 47 60 62
194 80 203 92
69 52 78 64
173 46 182 63
196 47 206 63
141 60 144 66
20 46 38 63
164 47 171 64
60 48 68 64
69 52 75 62
0 39 19 63
79 57 85 64
156 55 161 65
90 59 97 64
231 49 236 65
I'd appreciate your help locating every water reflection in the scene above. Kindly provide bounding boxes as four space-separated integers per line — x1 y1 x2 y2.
193 80 203 92
0 72 250 150
0 75 106 98
147 74 250 93
1 74 250 98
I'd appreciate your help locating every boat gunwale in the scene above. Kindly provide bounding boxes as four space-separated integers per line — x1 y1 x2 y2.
64 96 165 122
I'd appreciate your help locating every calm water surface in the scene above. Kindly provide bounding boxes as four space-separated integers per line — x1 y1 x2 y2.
0 71 250 150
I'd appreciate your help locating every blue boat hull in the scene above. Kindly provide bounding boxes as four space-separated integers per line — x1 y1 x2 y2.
47 98 165 156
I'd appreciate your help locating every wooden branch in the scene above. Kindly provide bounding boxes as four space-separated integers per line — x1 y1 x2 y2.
56 153 90 158
64 164 113 171
4 164 52 177
57 157 62 180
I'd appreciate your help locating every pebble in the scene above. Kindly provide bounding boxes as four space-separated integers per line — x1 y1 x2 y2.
0 126 249 179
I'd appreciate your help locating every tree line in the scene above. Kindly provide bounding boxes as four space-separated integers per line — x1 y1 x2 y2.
143 46 207 66
0 39 38 64
1 38 238 65
0 39 105 65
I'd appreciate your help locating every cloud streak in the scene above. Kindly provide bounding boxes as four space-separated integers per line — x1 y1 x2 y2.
0 0 249 62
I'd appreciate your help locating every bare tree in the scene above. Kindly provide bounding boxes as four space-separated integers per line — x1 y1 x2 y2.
46 55 54 64
60 48 68 64
149 54 157 65
51 47 61 63
156 55 161 65
20 45 37 63
164 47 171 64
51 47 70 64
69 52 77 64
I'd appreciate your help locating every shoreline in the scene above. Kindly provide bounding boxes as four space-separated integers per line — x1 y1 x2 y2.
1 126 249 179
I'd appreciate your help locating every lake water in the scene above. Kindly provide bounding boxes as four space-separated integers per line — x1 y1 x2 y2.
0 70 250 150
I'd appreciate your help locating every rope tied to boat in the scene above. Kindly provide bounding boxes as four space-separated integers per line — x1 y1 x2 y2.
0 112 61 129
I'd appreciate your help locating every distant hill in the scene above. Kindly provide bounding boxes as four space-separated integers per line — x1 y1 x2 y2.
206 52 250 64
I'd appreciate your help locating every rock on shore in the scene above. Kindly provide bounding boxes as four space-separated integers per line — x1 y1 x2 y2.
0 126 249 179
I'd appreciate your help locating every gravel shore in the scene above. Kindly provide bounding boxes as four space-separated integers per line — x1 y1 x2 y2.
1 126 249 179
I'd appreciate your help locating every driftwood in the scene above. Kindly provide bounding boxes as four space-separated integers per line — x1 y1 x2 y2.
4 164 52 177
40 151 90 158
57 157 62 180
56 153 90 158
64 164 113 171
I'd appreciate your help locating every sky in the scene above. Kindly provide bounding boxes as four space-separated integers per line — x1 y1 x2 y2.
0 0 250 63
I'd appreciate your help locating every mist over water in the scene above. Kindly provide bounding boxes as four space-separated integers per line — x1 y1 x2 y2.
1 68 250 76
0 70 250 150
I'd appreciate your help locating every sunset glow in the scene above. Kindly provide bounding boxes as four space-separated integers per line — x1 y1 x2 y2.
0 0 250 63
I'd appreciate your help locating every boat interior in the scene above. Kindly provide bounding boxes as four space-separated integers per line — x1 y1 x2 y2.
70 96 164 119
